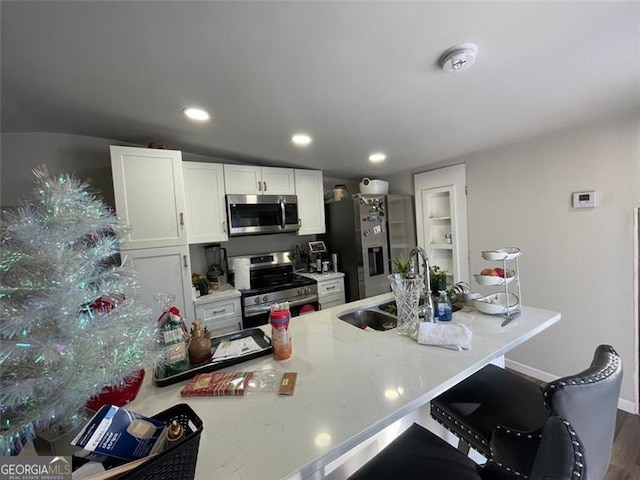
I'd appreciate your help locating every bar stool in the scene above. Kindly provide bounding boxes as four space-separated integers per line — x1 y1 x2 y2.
347 416 584 480
430 344 622 480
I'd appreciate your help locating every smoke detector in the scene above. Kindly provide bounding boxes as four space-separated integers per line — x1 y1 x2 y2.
440 43 479 73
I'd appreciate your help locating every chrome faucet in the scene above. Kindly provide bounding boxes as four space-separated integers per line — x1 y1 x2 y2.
407 247 435 323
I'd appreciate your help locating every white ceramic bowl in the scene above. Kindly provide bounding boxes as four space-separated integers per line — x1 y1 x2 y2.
472 292 519 315
359 177 389 194
473 270 516 286
481 247 521 261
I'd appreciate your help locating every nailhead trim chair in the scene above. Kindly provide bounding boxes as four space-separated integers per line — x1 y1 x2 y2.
430 345 622 480
347 416 584 480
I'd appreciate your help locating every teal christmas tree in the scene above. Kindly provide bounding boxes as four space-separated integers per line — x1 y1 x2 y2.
0 167 158 455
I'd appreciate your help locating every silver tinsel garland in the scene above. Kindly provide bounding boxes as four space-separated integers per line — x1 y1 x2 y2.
0 167 159 456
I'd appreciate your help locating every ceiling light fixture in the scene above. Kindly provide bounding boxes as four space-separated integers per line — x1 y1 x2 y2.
291 134 312 146
369 152 386 163
183 107 210 122
439 43 479 73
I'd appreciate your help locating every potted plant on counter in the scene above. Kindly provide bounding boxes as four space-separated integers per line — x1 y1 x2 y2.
429 265 447 296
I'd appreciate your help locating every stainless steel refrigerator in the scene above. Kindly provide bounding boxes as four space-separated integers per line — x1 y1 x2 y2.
323 194 416 302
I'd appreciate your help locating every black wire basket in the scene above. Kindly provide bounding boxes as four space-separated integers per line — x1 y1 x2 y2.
85 403 204 480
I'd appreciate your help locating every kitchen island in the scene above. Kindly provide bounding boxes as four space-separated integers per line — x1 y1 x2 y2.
128 293 560 480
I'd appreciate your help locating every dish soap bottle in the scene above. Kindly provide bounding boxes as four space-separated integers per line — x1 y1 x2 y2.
436 290 452 322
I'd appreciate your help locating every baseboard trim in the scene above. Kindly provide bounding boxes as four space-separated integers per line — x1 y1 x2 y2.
505 359 637 415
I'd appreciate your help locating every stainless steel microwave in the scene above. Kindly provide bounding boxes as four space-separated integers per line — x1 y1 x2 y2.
226 194 299 236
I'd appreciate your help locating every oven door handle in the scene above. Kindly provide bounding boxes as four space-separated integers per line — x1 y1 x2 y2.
244 294 319 317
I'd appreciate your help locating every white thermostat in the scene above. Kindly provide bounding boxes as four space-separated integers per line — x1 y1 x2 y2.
572 191 596 209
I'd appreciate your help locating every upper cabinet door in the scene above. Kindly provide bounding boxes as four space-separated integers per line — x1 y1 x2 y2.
110 146 187 249
294 169 326 235
223 165 295 195
223 165 262 194
261 167 295 195
183 162 228 244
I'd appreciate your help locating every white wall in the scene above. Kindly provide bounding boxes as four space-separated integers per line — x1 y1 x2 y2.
0 132 241 208
1 132 116 208
389 113 639 407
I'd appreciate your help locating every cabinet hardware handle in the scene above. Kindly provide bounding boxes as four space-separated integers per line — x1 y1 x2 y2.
298 218 302 227
183 255 188 267
258 182 262 192
179 212 184 226
213 309 227 314
263 181 267 192
222 220 227 233
327 286 336 290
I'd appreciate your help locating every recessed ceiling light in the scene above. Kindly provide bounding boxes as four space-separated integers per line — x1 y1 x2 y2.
369 152 386 163
183 107 210 122
291 134 312 146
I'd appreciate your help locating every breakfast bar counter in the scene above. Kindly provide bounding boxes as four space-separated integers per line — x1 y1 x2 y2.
128 293 560 480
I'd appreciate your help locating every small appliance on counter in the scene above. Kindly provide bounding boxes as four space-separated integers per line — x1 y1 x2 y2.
308 240 328 273
204 243 228 290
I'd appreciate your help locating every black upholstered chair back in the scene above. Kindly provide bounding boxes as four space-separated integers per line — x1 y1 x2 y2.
543 345 622 480
527 417 585 480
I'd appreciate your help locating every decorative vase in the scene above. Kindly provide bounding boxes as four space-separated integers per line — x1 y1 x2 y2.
189 319 212 364
388 274 422 338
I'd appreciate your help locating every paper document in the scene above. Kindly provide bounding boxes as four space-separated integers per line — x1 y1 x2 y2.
212 337 263 361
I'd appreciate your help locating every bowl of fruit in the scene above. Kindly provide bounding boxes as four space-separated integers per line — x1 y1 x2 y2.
472 292 519 315
474 267 516 286
481 247 521 261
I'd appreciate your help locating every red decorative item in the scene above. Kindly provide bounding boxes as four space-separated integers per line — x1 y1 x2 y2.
86 369 145 411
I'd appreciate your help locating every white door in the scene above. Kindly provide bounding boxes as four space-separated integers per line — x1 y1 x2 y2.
295 169 326 235
414 164 469 285
223 165 262 194
262 167 296 195
183 162 228 243
123 245 194 323
110 146 187 249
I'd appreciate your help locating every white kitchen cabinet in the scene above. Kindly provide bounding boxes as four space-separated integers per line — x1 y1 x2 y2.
194 296 242 337
223 164 295 195
123 245 194 324
183 162 228 244
317 275 346 310
110 146 187 250
414 164 469 286
294 169 326 235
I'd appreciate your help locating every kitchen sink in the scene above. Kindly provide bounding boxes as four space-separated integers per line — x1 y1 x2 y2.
338 309 397 331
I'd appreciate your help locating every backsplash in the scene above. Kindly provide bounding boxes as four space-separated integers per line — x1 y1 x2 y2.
189 233 318 277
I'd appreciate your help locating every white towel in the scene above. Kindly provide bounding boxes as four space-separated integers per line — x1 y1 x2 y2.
417 323 472 351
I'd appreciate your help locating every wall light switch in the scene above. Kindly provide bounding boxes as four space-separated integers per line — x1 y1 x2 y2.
572 191 596 209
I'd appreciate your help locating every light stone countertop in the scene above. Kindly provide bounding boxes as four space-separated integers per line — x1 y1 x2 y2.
130 293 560 480
297 271 345 282
192 286 241 306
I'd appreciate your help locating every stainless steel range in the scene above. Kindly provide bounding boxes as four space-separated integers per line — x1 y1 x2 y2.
228 252 318 329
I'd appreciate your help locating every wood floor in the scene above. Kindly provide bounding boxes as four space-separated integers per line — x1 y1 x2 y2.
606 409 640 480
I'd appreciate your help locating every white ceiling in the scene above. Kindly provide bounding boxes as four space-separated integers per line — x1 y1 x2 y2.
2 1 638 180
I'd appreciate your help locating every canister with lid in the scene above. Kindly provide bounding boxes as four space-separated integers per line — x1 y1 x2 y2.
270 308 293 361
